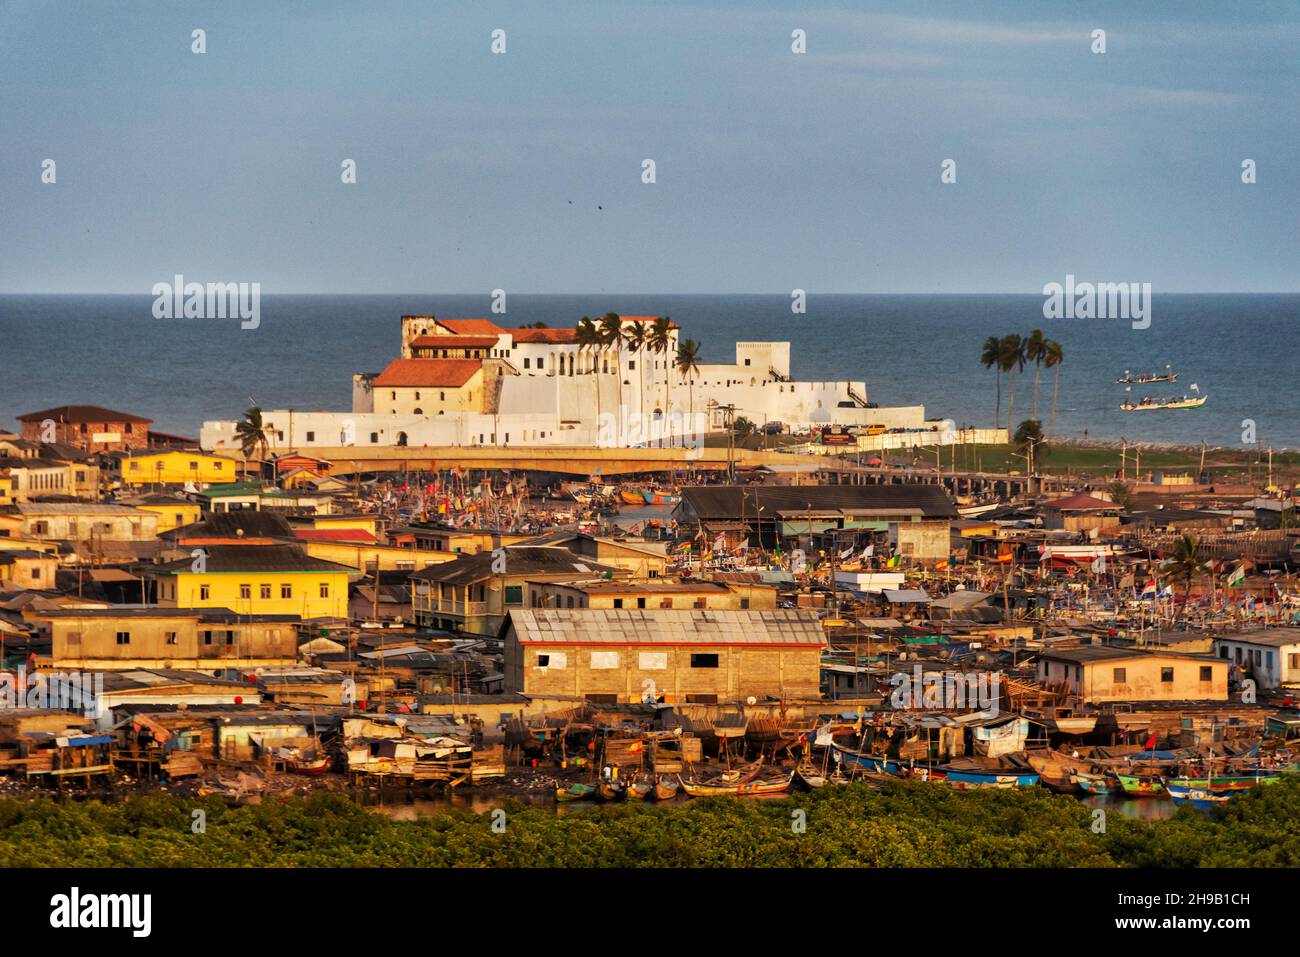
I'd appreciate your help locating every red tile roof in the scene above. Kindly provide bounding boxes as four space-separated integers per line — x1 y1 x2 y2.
373 359 482 388
410 335 498 348
508 328 578 344
435 318 505 335
293 528 378 544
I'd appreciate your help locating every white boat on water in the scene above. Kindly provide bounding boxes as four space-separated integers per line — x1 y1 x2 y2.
1120 394 1207 411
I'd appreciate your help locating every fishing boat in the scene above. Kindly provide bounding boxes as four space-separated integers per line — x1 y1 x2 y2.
795 764 827 789
555 782 597 802
653 777 680 800
1072 771 1123 795
1112 771 1166 797
597 779 625 801
620 487 648 505
1026 753 1082 794
1117 366 1177 385
829 742 904 776
1163 771 1281 793
940 765 1040 790
285 754 332 775
1164 782 1231 810
680 771 794 798
1120 393 1207 411
626 778 654 799
642 488 681 506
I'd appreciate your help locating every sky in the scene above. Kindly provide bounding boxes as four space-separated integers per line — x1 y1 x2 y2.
0 0 1297 294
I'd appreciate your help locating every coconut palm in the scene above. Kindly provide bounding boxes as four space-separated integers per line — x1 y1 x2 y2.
980 336 1003 427
623 319 649 432
1165 533 1204 619
1025 329 1046 420
235 405 270 464
999 334 1026 426
1044 339 1064 437
675 338 703 434
649 316 674 421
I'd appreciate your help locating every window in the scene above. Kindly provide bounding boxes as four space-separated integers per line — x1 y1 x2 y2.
202 631 214 646
1200 666 1213 681
66 631 81 647
199 584 210 600
1112 668 1126 683
115 631 131 645
240 584 251 599
524 358 531 369
636 597 646 609
370 432 379 443
504 585 523 606
189 461 199 470
613 598 624 609
281 584 292 598
639 652 667 670
590 651 620 669
740 598 750 609
129 461 139 471
1290 654 1300 670
537 654 550 667
685 694 718 704
319 583 330 598
693 598 707 609
305 431 315 442
536 650 565 668
1161 667 1174 683
33 521 48 535
165 631 178 645
260 584 271 599
690 653 720 668
30 567 40 581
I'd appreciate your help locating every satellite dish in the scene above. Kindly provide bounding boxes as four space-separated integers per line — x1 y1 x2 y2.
746 696 757 706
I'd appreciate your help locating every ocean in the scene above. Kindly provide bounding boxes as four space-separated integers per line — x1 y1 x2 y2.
1 293 1296 448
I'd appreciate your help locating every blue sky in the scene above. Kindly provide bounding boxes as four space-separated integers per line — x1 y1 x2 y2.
1 0 1296 293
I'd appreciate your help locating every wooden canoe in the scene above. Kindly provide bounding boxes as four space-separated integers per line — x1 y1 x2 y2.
626 779 654 799
653 778 680 800
597 780 625 801
795 765 827 789
286 755 332 775
555 782 597 802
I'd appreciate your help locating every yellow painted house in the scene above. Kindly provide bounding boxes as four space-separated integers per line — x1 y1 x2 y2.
129 497 203 533
121 450 236 486
150 544 355 619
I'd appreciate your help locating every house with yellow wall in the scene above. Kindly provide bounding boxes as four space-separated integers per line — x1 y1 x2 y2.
1037 645 1228 704
149 544 355 620
370 359 487 416
119 450 236 486
0 549 60 589
129 496 203 533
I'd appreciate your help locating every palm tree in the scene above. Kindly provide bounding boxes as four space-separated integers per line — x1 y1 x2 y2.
1165 533 1203 620
675 338 703 436
999 334 1025 426
1025 329 1046 420
649 316 674 425
575 316 603 432
980 336 1003 428
1044 340 1064 437
235 405 270 478
623 319 649 434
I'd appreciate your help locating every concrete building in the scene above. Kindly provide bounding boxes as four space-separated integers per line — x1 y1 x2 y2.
1036 645 1228 704
17 405 152 453
502 608 826 704
1214 628 1300 691
0 503 159 542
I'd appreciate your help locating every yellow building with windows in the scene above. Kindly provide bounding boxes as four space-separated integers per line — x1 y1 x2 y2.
150 544 354 619
121 450 236 486
130 497 203 533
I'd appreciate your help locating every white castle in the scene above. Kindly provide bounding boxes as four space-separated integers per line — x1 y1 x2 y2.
201 313 931 452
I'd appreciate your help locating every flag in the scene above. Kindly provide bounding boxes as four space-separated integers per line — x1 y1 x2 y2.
1226 563 1246 588
839 545 854 560
1140 579 1157 599
863 544 874 558
702 550 713 562
1143 732 1158 751
1090 554 1106 574
713 534 726 552
996 549 1014 563
935 558 949 570
677 541 692 551
886 554 900 568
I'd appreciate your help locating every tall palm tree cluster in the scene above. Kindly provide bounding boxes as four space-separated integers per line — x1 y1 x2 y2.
980 330 1064 435
571 314 704 437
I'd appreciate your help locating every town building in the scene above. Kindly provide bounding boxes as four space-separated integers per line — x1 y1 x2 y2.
1214 628 1300 691
526 578 776 611
35 607 300 670
0 502 159 542
502 608 826 704
113 449 237 486
1040 493 1123 533
409 545 628 635
1036 645 1228 704
17 405 152 453
149 544 354 619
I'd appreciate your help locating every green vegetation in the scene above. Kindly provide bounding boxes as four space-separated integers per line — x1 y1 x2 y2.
4 778 1300 867
919 441 1300 479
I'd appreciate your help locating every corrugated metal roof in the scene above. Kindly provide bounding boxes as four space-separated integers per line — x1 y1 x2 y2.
679 485 957 520
507 608 827 646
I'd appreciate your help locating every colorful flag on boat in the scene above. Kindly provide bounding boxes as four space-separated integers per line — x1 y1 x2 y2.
1226 563 1246 588
1140 580 1158 599
935 558 949 570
